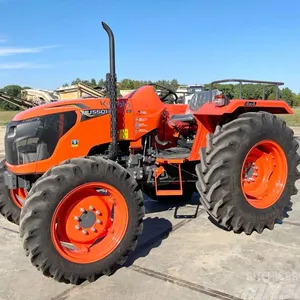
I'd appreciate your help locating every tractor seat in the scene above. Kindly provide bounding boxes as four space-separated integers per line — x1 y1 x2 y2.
170 114 195 123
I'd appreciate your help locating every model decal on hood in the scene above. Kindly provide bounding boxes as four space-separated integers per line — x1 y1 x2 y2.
80 109 110 121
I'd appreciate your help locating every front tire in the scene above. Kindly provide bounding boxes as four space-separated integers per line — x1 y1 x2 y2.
196 112 300 235
19 156 145 284
0 158 27 225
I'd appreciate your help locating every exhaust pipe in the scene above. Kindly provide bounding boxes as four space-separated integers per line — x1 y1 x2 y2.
102 21 118 160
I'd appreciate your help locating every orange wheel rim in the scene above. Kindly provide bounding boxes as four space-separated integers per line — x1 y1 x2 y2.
51 182 128 264
241 140 287 209
10 188 27 208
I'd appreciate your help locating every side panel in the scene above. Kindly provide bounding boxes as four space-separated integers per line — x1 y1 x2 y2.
7 87 166 175
164 103 188 115
7 109 112 174
188 118 210 161
130 86 166 140
7 97 135 174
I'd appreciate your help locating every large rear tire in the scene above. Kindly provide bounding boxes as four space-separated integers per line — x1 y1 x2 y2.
19 156 145 284
196 112 300 235
0 158 26 225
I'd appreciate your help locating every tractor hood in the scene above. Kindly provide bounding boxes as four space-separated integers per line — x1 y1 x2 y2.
12 98 110 121
5 97 111 167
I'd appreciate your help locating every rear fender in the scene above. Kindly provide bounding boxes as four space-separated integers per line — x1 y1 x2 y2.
195 100 293 116
195 99 292 131
187 100 293 161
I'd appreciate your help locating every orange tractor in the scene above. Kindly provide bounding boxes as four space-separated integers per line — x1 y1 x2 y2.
0 22 299 284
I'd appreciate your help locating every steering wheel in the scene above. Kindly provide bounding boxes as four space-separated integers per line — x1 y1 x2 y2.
148 83 178 104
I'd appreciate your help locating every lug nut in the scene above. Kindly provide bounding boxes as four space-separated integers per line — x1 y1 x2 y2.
80 208 86 213
91 227 96 232
250 178 255 182
253 173 258 177
96 219 102 224
74 216 80 221
75 225 80 230
96 210 101 215
82 229 87 235
89 206 94 211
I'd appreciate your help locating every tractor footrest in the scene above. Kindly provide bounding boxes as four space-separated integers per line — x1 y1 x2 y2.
157 147 190 159
156 189 183 196
155 164 183 196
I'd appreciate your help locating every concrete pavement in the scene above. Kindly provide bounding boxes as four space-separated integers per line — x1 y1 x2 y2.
2 188 300 299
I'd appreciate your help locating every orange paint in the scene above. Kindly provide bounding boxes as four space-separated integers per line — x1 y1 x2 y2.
10 188 27 208
240 140 288 209
51 182 128 263
6 84 293 177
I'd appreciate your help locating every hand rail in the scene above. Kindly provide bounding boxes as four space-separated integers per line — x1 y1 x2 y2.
209 79 284 101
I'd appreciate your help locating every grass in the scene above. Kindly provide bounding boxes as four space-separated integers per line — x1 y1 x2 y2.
277 107 300 127
0 110 21 125
0 108 299 127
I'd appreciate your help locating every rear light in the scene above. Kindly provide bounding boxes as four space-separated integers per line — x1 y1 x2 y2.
213 94 227 107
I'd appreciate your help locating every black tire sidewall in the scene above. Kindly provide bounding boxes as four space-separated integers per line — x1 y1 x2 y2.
0 158 21 224
229 121 295 222
29 166 141 277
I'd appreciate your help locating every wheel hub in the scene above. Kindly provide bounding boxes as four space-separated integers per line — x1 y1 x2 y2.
241 140 287 209
66 195 110 241
51 182 129 264
79 210 96 229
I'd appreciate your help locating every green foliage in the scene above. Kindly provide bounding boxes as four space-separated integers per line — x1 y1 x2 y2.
97 79 105 87
71 78 98 88
1 78 300 112
0 85 23 110
204 82 300 106
66 78 179 91
280 87 294 106
64 78 180 97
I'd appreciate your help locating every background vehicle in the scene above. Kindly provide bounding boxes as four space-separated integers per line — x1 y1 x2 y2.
0 22 299 284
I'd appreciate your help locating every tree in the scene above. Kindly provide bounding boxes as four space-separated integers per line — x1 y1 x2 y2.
280 87 294 106
0 85 23 110
71 78 82 85
90 78 97 87
98 79 105 87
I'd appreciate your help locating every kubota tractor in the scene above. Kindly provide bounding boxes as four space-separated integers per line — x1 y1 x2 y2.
0 22 299 284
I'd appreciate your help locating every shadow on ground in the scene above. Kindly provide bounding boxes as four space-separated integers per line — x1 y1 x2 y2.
124 192 202 267
54 192 203 285
143 192 201 214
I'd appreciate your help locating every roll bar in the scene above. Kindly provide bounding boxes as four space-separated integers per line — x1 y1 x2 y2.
209 79 284 101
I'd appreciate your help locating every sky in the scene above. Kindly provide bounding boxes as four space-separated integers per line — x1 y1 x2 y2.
1 0 300 92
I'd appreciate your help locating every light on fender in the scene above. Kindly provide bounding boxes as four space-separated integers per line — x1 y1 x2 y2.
213 94 228 107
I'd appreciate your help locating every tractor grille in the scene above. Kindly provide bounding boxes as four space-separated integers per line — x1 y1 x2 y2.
5 111 77 165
